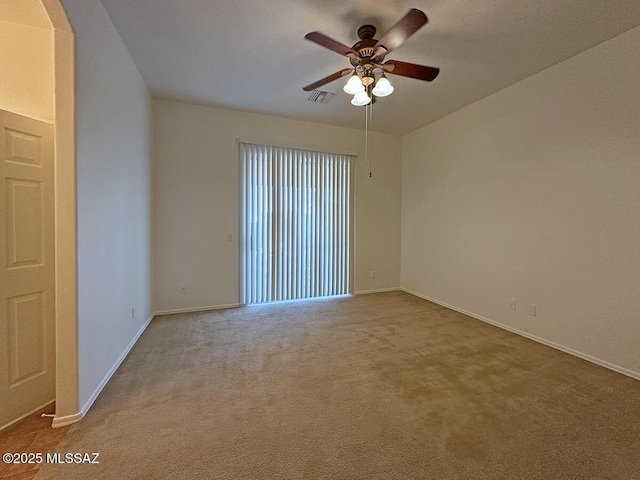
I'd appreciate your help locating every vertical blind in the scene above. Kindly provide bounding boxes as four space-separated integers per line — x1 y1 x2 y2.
240 143 352 304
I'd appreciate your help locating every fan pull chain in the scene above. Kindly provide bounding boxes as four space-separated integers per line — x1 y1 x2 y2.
369 102 373 177
365 102 371 177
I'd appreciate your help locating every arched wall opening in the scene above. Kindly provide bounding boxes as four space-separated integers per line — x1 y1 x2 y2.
0 0 78 427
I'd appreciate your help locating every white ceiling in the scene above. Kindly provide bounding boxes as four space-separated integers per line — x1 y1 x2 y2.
100 0 640 135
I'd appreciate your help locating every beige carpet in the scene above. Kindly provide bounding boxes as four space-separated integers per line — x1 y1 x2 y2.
37 291 639 479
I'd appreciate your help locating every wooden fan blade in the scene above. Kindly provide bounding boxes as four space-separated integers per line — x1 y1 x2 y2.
374 9 428 55
305 32 359 58
303 69 352 91
383 60 440 82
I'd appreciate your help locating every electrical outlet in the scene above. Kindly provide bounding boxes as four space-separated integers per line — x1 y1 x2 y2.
528 303 537 316
509 298 516 310
371 270 376 278
180 285 187 295
227 233 233 241
131 307 135 319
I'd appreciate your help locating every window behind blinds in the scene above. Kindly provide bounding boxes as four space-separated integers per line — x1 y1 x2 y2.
240 143 352 304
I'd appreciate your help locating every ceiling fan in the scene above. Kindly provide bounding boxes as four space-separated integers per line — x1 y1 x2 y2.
303 8 439 106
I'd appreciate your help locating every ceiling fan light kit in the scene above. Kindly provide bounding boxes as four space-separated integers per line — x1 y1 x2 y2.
351 90 372 106
372 74 394 97
343 73 365 94
303 8 440 106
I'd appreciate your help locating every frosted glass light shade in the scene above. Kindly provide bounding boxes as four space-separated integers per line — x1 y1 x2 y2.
351 91 371 106
372 76 394 97
343 74 365 94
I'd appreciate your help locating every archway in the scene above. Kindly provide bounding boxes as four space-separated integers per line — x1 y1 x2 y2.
0 0 78 429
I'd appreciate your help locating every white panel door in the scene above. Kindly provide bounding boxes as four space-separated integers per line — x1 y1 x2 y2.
0 110 55 428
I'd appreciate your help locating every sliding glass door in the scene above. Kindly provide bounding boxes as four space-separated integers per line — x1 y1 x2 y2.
240 143 352 304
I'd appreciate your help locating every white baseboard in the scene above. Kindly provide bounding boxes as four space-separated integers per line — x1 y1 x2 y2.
153 303 240 316
51 411 83 428
353 287 401 295
52 312 154 428
1 399 55 432
402 288 640 381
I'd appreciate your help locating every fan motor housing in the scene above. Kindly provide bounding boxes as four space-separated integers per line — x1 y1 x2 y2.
350 40 386 66
351 25 386 65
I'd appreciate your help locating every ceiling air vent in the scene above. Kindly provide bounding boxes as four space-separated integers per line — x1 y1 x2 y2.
306 90 335 104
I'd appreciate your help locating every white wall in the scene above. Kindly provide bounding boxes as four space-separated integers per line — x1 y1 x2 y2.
60 0 152 409
402 26 640 377
153 99 402 312
0 20 53 121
